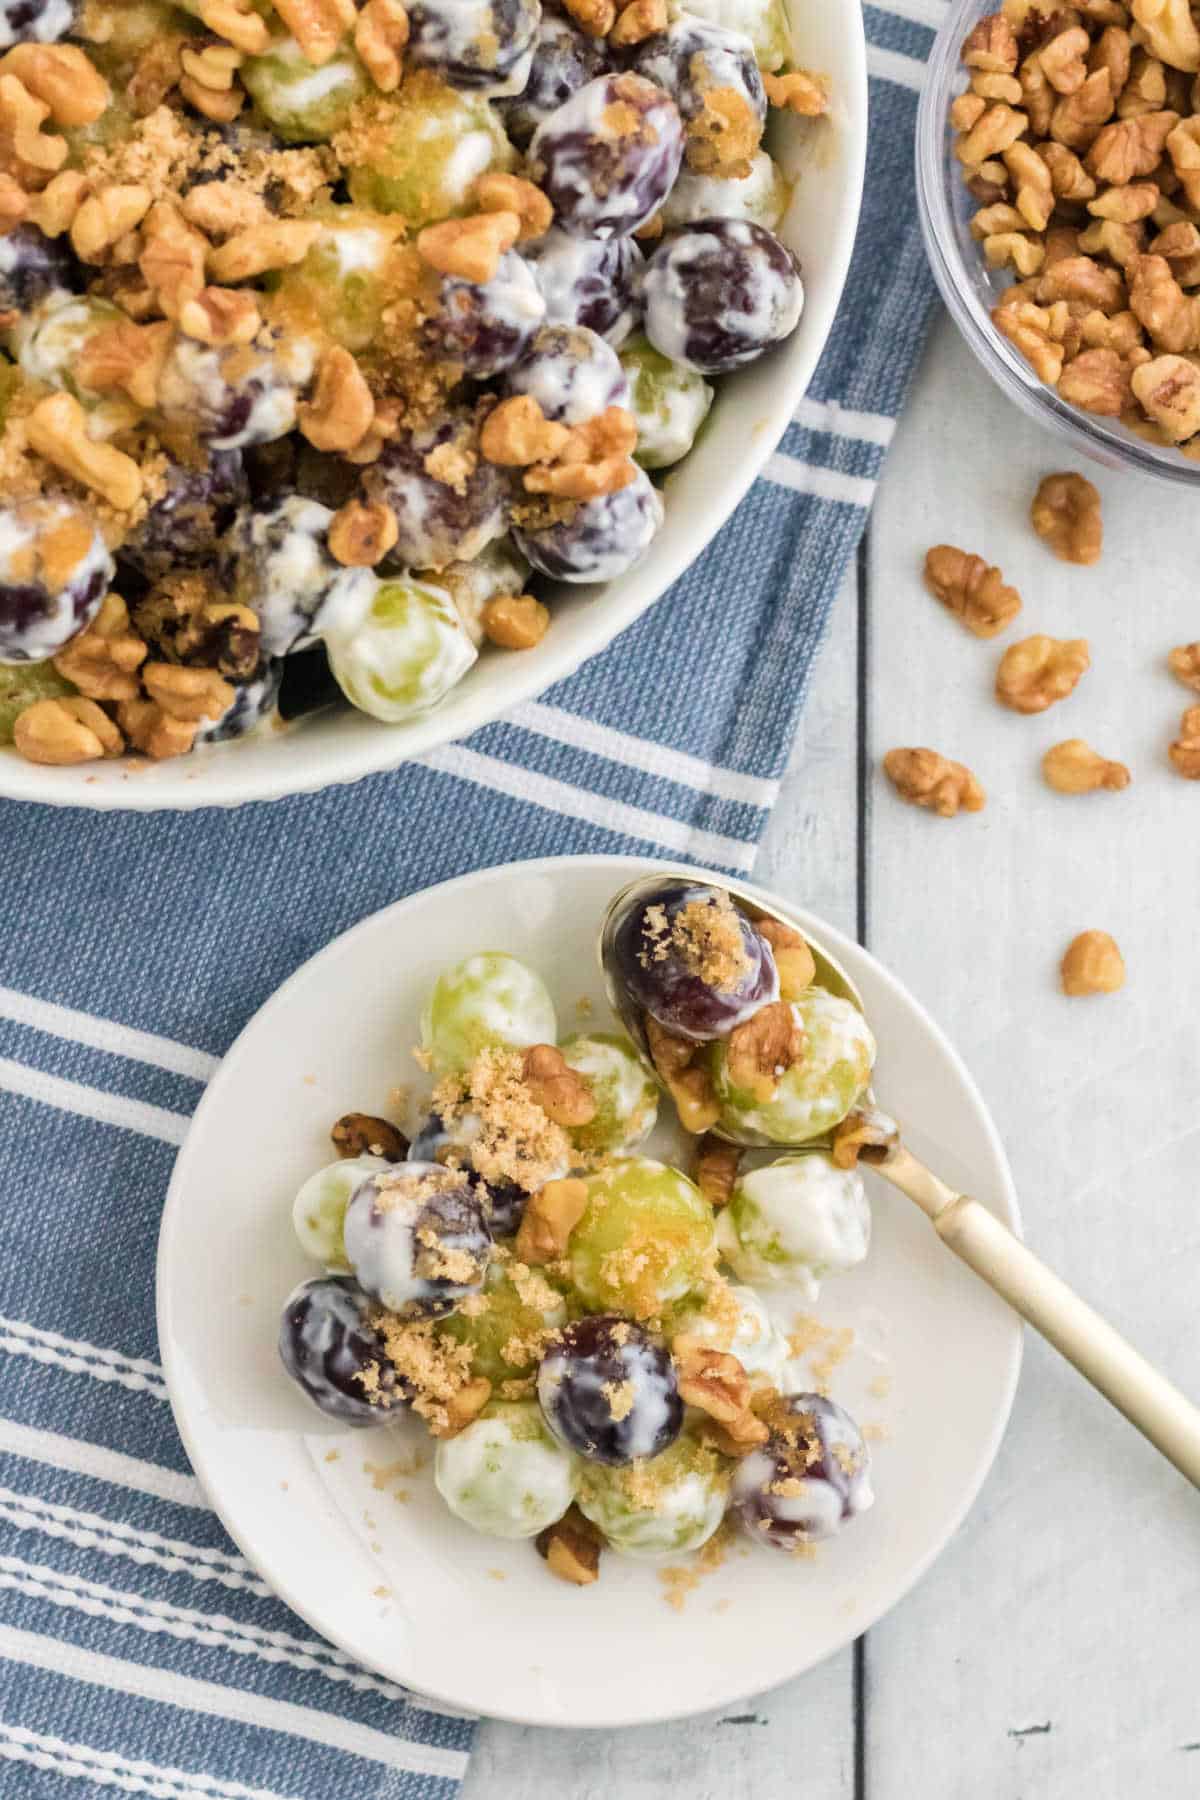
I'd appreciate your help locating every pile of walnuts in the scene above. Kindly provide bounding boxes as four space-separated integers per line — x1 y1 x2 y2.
953 0 1200 454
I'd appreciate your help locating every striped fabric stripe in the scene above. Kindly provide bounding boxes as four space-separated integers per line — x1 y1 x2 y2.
0 3 943 1792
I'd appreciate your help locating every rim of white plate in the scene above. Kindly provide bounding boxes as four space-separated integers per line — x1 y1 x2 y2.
157 854 1024 1728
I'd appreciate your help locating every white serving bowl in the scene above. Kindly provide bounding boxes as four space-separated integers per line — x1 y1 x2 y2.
1 5 866 811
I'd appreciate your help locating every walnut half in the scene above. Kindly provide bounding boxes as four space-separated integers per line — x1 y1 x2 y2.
330 1112 409 1160
514 1176 589 1265
1042 739 1131 793
724 1000 805 1103
923 544 1022 638
883 748 986 818
995 635 1090 713
1169 704 1200 776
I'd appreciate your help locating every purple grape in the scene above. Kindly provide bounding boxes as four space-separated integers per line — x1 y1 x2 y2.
158 334 316 451
537 1316 682 1463
512 463 662 583
731 1394 873 1549
364 413 511 570
529 73 683 239
343 1163 492 1318
277 642 344 721
118 451 247 584
195 660 282 743
221 494 374 657
498 6 611 147
407 0 540 93
424 251 546 377
0 0 75 46
642 218 804 375
0 497 111 664
278 1275 404 1426
611 879 778 1041
505 322 629 424
0 223 80 312
409 1113 531 1238
524 230 643 344
633 19 765 175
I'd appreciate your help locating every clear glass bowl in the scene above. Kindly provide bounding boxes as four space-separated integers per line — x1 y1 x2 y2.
915 0 1200 488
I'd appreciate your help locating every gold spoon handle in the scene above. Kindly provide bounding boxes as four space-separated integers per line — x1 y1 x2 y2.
874 1147 1200 1489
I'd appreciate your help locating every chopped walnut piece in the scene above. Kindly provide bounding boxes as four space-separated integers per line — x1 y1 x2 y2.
1169 702 1200 774
1087 108 1179 182
962 13 1019 74
995 635 1090 712
13 695 122 765
209 220 323 283
1042 738 1131 792
1041 25 1091 94
536 1506 602 1586
514 1176 589 1265
417 210 520 283
923 544 1022 638
52 594 147 702
1131 0 1200 74
1058 345 1132 413
755 916 816 1000
355 0 409 92
952 91 987 132
1 43 109 128
194 0 271 55
480 594 550 649
298 346 375 453
696 1407 770 1457
831 1106 900 1170
1168 641 1200 689
480 395 571 467
521 1044 596 1127
1041 139 1098 199
763 70 829 115
993 298 1067 381
1060 929 1125 995
139 203 206 319
609 0 668 45
675 1344 753 1425
428 1375 493 1438
178 286 261 348
1130 351 1200 435
330 1112 409 1159
142 661 234 724
883 748 986 818
117 697 197 760
1130 250 1200 349
0 70 68 180
26 393 142 512
694 1135 740 1209
957 100 1030 166
984 229 1045 275
645 1015 720 1134
560 0 615 37
724 1000 804 1103
76 318 172 412
328 497 398 566
1050 69 1115 152
474 171 553 241
272 0 357 66
1031 471 1103 563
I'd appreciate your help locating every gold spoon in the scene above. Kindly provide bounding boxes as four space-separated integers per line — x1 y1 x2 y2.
600 868 1200 1489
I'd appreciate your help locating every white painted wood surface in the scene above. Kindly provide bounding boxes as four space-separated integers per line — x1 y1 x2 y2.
465 315 1200 1798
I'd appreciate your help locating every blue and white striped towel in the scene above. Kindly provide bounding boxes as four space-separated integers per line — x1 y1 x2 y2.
0 8 943 1796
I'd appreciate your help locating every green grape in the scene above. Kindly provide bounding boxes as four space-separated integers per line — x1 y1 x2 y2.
577 1429 730 1557
0 663 75 746
620 336 713 472
558 1031 658 1156
661 150 790 233
434 1401 577 1538
420 952 557 1077
437 1261 567 1385
669 1280 788 1385
326 578 476 724
291 1154 388 1268
680 0 790 68
243 33 370 143
341 72 516 226
569 1158 716 1320
267 208 409 353
710 990 875 1146
716 1152 870 1294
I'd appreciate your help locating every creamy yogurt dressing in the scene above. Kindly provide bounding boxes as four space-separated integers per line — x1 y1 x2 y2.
0 0 73 47
719 1152 870 1296
328 579 477 722
0 501 111 662
662 149 788 230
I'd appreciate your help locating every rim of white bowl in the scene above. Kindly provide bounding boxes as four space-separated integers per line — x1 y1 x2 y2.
156 852 1023 1727
0 10 868 811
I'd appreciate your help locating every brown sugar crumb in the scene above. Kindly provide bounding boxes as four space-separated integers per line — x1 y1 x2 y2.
868 1373 892 1400
373 1314 476 1434
363 1453 425 1490
786 1316 855 1395
84 105 204 204
439 1047 572 1194
424 437 476 494
657 1518 734 1611
863 1422 888 1444
372 1584 391 1597
487 1568 508 1581
324 1449 340 1462
602 1378 635 1422
575 995 594 1017
671 893 750 987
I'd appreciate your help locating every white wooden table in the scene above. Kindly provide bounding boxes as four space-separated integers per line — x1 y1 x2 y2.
464 313 1200 1799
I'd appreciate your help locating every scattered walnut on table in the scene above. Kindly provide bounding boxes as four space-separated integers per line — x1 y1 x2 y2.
995 634 1090 713
1168 642 1200 691
1060 930 1125 996
1030 471 1103 564
883 747 986 818
1168 703 1200 776
1042 739 1131 793
924 544 1022 637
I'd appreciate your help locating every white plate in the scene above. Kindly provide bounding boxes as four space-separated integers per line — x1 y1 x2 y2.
157 855 1023 1727
3 1 867 810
